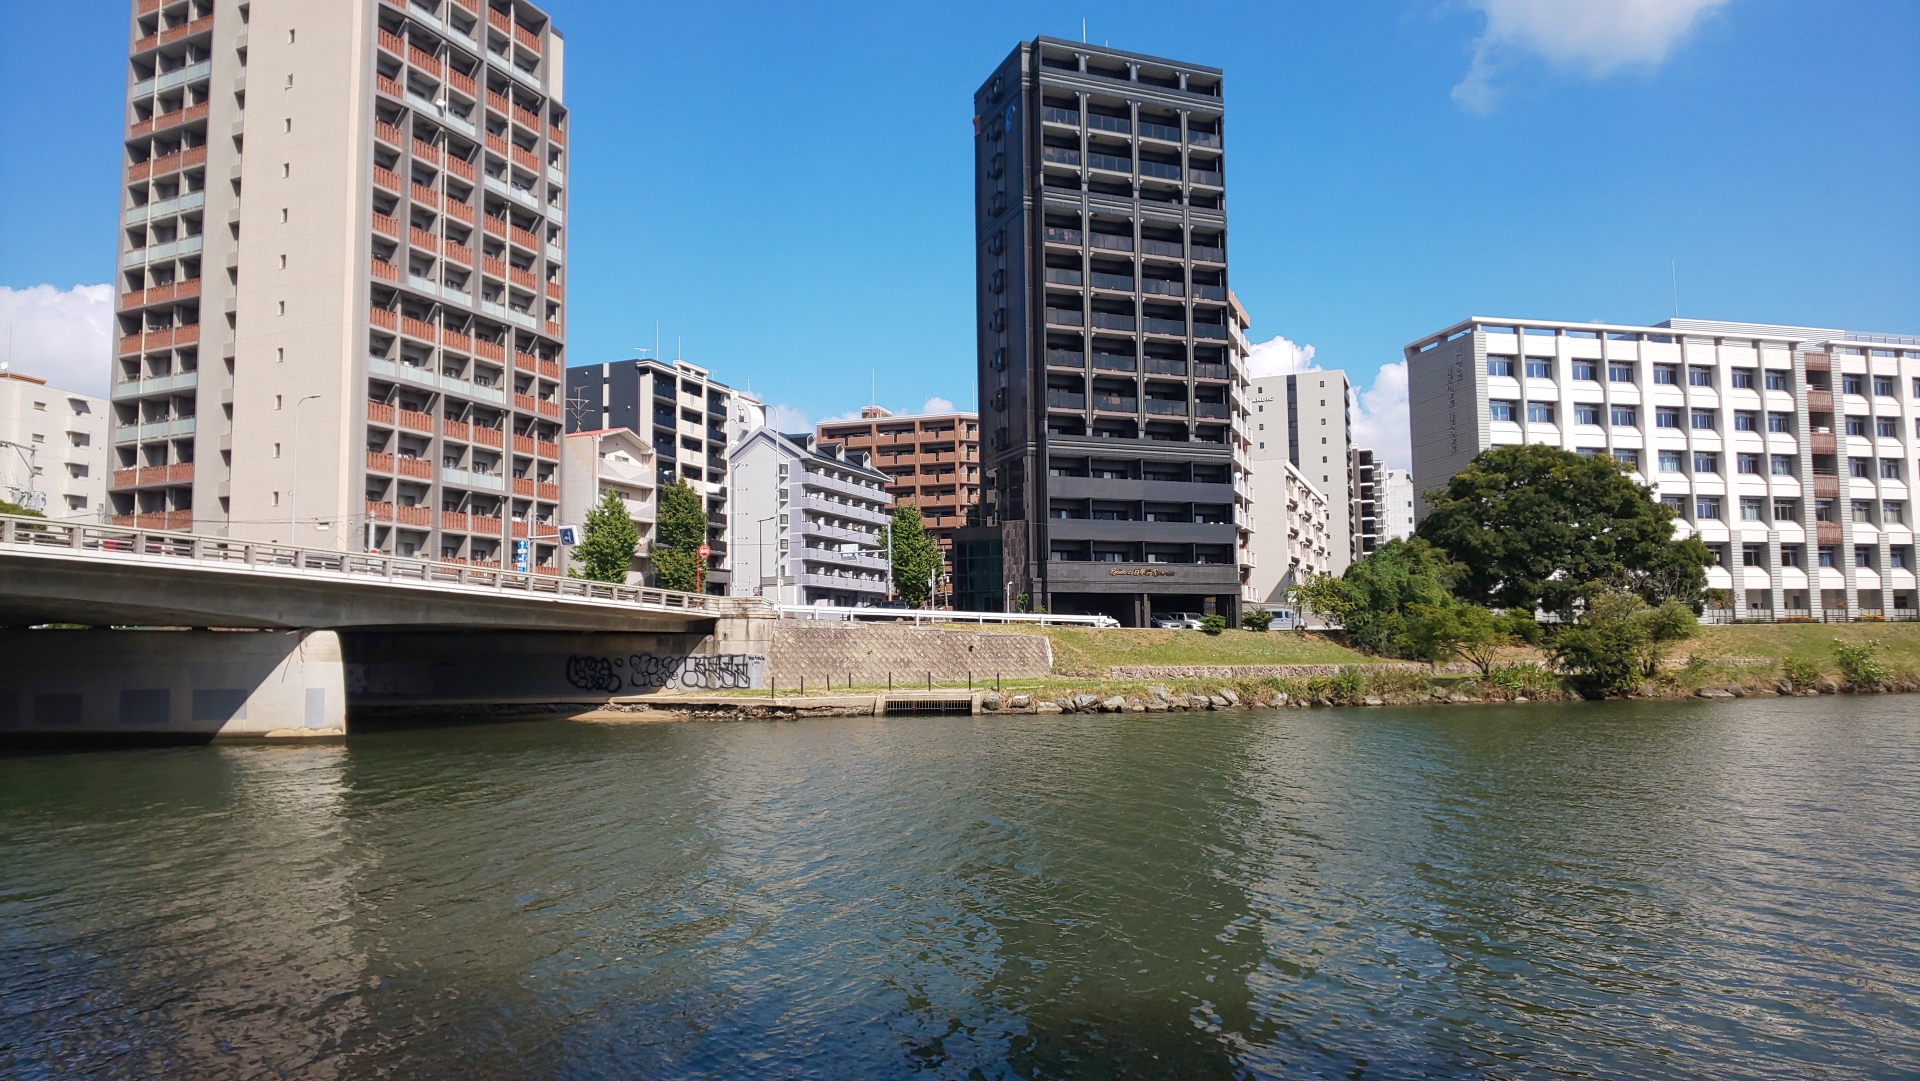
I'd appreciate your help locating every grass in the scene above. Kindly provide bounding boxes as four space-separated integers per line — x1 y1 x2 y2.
951 624 1371 676
1680 622 1920 675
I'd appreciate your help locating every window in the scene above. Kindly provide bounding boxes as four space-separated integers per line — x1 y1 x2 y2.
1611 406 1637 427
1653 364 1679 385
1878 417 1898 438
1608 363 1635 383
1853 500 1874 523
1487 356 1514 377
1767 412 1791 433
1572 361 1597 381
1875 376 1896 397
1892 547 1911 570
1660 450 1685 473
1851 457 1872 478
1656 407 1681 429
1524 358 1552 379
1887 501 1907 525
1883 458 1903 479
1731 368 1756 389
1662 495 1684 511
1688 366 1713 387
1818 547 1836 568
1740 497 1764 520
1574 403 1601 426
1527 401 1555 423
1843 374 1864 395
1734 410 1758 431
1692 497 1719 520
1815 499 1835 523
1846 416 1868 436
1690 409 1715 430
1855 547 1873 569
1490 400 1516 422
1775 498 1799 520
1705 544 1727 565
1771 455 1795 476
1913 377 1920 398
1780 545 1803 568
1737 453 1761 475
1612 449 1640 470
1694 452 1718 474
1742 543 1766 567
1765 371 1789 391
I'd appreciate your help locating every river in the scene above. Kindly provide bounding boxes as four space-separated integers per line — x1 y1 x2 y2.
3 697 1916 1079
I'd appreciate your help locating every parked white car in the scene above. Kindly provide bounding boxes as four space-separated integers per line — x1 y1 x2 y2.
1151 612 1204 630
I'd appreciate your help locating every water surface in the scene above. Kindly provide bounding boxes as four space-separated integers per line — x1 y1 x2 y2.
3 697 1916 1079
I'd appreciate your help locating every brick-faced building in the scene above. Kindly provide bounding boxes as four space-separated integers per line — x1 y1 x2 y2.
816 406 980 553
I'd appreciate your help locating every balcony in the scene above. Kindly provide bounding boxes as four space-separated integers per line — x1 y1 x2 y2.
1087 152 1132 174
537 440 559 460
109 462 194 489
1140 278 1183 298
111 511 194 531
1138 120 1181 142
113 370 199 399
1090 233 1134 253
1042 107 1080 126
1192 245 1225 263
1146 398 1189 416
1193 324 1227 341
1194 402 1230 419
399 408 434 433
1189 130 1221 148
1093 394 1138 414
1087 114 1130 135
1195 284 1227 302
1046 349 1085 369
1144 317 1187 337
1139 161 1181 181
1090 312 1135 332
1190 170 1223 187
1044 226 1083 246
412 182 439 208
113 417 194 443
129 100 209 138
1195 362 1230 380
1045 307 1084 328
1046 390 1086 410
1042 146 1080 167
1140 239 1183 258
473 426 504 448
401 314 437 341
374 166 402 192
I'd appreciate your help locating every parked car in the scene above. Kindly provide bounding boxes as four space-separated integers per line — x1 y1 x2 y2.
1151 612 1203 630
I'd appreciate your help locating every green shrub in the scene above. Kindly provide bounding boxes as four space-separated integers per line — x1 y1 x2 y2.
1331 666 1367 702
1240 608 1274 632
1832 640 1888 685
1782 657 1822 688
1488 662 1557 696
1201 614 1226 636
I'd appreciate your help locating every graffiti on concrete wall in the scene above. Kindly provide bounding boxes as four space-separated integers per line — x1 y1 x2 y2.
565 653 765 693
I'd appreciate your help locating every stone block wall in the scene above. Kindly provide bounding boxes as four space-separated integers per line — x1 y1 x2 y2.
770 623 1051 688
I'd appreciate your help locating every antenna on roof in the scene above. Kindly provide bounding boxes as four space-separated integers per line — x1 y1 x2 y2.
1082 17 1086 42
1671 258 1679 318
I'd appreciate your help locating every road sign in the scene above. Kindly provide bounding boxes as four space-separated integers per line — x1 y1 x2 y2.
697 542 711 559
558 526 578 545
514 538 529 573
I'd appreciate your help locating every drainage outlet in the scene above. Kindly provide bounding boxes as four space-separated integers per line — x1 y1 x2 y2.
883 698 974 716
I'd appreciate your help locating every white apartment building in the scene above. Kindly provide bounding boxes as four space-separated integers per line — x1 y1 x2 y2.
729 429 893 606
1227 295 1258 607
1246 456 1332 606
1249 368 1355 573
112 0 570 573
0 370 109 520
1408 317 1920 619
557 428 654 583
1381 467 1414 542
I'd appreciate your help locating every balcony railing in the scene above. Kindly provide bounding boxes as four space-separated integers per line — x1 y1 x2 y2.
1046 390 1086 410
1146 398 1189 416
1141 238 1183 258
1090 233 1133 252
1091 312 1135 332
1192 245 1225 262
1093 394 1138 413
1143 317 1187 336
1087 114 1130 135
1141 278 1184 297
1041 146 1081 167
1044 307 1084 327
1195 402 1230 419
1193 324 1227 340
1042 107 1080 126
1138 120 1181 142
1139 161 1181 181
1044 227 1083 246
1190 170 1223 187
1188 130 1221 148
1087 152 1131 174
1046 349 1085 369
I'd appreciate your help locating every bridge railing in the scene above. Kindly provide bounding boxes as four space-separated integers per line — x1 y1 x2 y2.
777 604 1118 627
0 515 721 615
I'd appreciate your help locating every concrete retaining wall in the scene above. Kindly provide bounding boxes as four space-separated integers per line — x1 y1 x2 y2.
770 622 1051 688
342 630 759 705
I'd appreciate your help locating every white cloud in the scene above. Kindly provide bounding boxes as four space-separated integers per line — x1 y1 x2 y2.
918 396 956 415
1351 361 1411 471
765 403 812 433
0 284 114 397
1452 0 1731 112
1244 333 1317 378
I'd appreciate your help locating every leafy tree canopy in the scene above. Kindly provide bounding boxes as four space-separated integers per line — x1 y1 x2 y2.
1415 444 1711 619
653 479 711 592
569 488 639 583
1291 538 1461 659
885 503 942 607
1549 589 1697 696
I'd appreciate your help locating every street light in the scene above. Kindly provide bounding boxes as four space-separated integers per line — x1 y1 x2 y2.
289 394 321 543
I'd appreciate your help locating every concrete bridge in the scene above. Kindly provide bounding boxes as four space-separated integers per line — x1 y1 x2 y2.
0 516 773 741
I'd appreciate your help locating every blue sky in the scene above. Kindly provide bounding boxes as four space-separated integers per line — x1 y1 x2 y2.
3 0 1915 465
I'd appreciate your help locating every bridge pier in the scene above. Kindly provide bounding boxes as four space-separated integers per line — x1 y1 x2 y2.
0 628 346 742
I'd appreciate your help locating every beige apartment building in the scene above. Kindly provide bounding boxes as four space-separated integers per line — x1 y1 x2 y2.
557 428 653 584
816 406 981 553
0 370 109 520
110 0 569 572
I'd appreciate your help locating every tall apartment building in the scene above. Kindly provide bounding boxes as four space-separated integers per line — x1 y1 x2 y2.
110 0 571 573
1349 447 1380 560
974 37 1248 627
1381 467 1415 542
0 370 109 520
816 406 980 553
729 429 893 606
565 358 738 590
1407 317 1920 618
1249 369 1355 573
556 427 654 583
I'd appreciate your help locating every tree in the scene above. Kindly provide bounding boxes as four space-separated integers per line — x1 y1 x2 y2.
1549 589 1698 695
1407 601 1538 676
653 479 709 592
1416 444 1712 620
0 500 44 518
1240 608 1274 632
569 489 639 583
1289 538 1462 659
885 503 942 607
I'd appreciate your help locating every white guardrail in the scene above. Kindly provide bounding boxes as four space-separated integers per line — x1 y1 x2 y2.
0 515 721 615
777 604 1117 627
